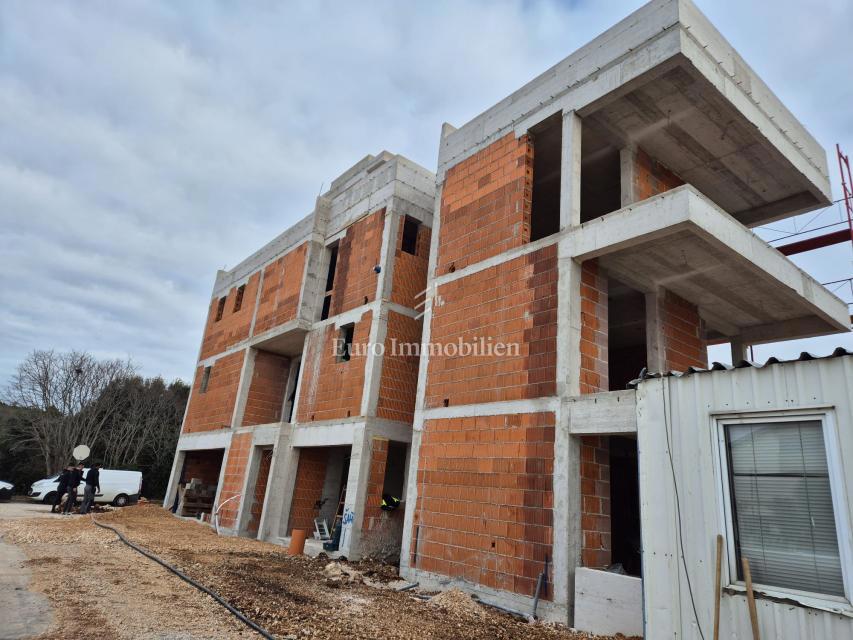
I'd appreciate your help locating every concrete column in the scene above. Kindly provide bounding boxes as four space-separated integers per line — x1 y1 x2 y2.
234 443 265 536
619 146 638 207
230 348 257 428
338 424 373 559
297 195 332 324
280 356 301 424
554 238 583 622
730 338 748 364
257 424 298 541
559 111 582 229
554 108 584 623
645 290 666 374
162 449 186 510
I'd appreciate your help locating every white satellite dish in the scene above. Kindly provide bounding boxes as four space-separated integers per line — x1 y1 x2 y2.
72 445 90 462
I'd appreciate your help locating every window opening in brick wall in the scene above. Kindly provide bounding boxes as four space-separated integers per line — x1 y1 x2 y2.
610 436 641 577
233 284 246 312
608 278 646 391
337 323 355 362
401 216 420 255
325 243 339 292
530 113 562 241
320 294 332 321
214 297 226 322
200 366 212 393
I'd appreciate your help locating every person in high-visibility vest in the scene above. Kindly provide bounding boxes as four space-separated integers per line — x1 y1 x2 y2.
380 493 400 511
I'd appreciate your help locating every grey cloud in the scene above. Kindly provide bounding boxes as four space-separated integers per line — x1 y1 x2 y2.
1 0 851 383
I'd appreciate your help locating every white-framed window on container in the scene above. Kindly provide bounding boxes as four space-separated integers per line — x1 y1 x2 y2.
716 411 852 608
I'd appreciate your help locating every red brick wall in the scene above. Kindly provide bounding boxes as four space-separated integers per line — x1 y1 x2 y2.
580 436 611 568
425 244 557 408
660 290 706 371
578 259 612 568
634 147 683 201
295 312 371 423
391 221 431 309
241 351 290 426
579 260 609 394
376 311 421 424
411 412 554 598
217 432 252 529
200 273 260 360
183 351 245 434
330 209 385 316
363 437 389 530
287 447 329 534
253 243 308 335
181 449 224 485
438 133 533 273
247 448 273 534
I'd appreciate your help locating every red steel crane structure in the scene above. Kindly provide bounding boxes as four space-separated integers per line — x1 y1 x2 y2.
769 144 853 324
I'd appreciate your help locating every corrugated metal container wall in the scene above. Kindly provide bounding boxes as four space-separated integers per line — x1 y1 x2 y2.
636 355 853 639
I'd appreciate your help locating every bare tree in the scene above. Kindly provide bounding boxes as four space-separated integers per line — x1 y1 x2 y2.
5 350 136 474
98 377 184 470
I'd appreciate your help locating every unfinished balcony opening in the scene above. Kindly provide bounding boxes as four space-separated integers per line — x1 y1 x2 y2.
581 125 621 223
529 113 562 241
608 278 647 391
286 446 351 547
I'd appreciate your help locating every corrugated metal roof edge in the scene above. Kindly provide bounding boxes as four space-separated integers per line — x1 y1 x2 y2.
631 347 853 385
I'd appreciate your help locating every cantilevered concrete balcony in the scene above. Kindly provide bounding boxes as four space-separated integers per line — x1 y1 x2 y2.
572 185 850 345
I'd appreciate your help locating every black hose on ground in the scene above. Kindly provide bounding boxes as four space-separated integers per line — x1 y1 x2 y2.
91 518 277 640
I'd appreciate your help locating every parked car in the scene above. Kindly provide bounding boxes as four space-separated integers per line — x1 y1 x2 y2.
0 480 12 502
27 469 142 507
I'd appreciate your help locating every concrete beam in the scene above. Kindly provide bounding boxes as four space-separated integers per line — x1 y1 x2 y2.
567 390 638 435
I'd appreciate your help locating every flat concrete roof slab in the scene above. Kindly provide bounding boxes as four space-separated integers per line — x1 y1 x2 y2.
438 0 830 225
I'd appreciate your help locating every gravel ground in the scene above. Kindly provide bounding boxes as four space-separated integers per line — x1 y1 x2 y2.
0 505 635 640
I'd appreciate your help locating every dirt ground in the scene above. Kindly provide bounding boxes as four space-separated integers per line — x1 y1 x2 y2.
0 504 634 640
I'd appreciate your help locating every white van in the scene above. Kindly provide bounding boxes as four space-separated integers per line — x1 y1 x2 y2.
28 469 143 507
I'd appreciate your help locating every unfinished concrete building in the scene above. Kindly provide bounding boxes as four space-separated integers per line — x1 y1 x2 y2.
397 0 851 634
165 151 434 560
166 0 853 636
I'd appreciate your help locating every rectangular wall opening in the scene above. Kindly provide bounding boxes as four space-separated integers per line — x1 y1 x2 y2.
175 448 225 518
607 278 647 391
287 445 351 538
609 436 641 577
401 216 420 255
580 125 621 223
529 113 562 241
382 441 408 501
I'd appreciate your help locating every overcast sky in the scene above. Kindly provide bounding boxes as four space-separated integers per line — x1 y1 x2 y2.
2 0 852 384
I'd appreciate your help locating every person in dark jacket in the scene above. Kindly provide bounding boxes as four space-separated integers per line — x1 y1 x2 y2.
79 462 101 515
62 463 85 515
51 464 74 513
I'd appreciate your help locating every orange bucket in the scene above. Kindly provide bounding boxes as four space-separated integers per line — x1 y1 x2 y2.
288 529 307 556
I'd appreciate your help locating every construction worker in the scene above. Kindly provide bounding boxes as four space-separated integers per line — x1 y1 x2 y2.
50 464 74 513
62 463 84 515
380 493 401 511
79 462 101 515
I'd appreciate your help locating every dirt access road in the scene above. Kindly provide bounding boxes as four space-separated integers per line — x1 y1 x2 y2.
0 503 632 640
